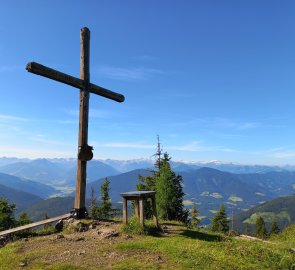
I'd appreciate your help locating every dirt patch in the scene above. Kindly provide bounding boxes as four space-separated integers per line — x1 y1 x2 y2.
14 219 165 269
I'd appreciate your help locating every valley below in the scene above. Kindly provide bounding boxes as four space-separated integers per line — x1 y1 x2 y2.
1 157 295 230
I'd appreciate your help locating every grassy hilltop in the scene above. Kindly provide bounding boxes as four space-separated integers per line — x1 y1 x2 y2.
1 220 295 270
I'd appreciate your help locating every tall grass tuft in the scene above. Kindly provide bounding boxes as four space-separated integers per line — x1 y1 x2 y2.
121 216 160 236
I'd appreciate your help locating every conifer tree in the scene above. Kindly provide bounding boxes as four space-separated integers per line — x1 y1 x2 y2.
190 201 201 228
155 153 188 222
255 216 268 239
137 173 156 219
270 219 280 235
18 212 31 226
211 204 229 233
155 158 175 220
244 223 251 235
0 198 16 231
43 213 54 232
89 186 97 218
137 137 161 218
137 138 188 222
94 178 113 219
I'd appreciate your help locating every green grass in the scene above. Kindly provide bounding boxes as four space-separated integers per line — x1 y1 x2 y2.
0 242 22 270
112 259 161 270
1 222 295 269
28 263 87 270
117 226 295 269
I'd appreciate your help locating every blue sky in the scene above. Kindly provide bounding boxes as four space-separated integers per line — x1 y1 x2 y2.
0 1 295 165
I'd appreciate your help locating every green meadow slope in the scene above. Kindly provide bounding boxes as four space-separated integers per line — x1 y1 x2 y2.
234 194 295 233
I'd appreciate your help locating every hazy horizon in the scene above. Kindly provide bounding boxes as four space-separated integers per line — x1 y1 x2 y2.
1 155 295 168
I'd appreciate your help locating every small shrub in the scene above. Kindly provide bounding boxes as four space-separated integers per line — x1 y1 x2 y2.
121 216 160 235
121 216 144 235
227 229 240 237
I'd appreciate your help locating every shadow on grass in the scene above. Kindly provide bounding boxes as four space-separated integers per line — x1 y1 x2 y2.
180 229 223 242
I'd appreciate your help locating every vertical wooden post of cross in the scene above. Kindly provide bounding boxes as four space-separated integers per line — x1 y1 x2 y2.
74 27 91 218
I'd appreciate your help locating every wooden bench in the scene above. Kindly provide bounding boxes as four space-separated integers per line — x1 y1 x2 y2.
120 191 159 228
0 213 71 237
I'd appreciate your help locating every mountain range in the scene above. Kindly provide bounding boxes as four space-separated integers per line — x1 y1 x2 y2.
0 172 56 198
2 157 295 226
0 157 291 178
84 167 295 224
0 158 120 187
0 183 42 213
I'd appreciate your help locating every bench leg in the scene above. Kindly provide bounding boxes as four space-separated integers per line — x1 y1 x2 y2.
122 198 128 224
139 199 144 228
134 199 140 218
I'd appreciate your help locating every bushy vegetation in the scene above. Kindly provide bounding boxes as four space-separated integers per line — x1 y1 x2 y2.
90 178 118 219
0 198 16 231
252 216 280 239
190 201 201 229
121 216 159 236
211 204 229 233
255 216 268 239
137 151 188 223
270 219 280 235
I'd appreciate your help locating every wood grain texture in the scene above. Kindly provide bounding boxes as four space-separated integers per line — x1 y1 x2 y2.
0 213 71 237
74 27 90 210
26 62 124 102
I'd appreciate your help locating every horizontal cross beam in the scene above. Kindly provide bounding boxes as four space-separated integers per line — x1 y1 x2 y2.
26 62 125 103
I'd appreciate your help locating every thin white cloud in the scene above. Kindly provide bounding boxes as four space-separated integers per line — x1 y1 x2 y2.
212 118 261 130
271 150 295 159
98 142 155 149
168 141 237 153
0 114 30 122
96 66 164 81
168 117 278 132
93 140 237 154
237 122 260 130
238 147 295 160
168 141 203 152
32 134 65 145
0 145 74 159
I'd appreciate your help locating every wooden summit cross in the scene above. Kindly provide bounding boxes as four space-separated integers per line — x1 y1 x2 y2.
26 27 125 218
